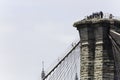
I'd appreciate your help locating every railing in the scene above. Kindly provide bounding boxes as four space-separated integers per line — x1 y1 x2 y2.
84 13 120 20
103 13 120 20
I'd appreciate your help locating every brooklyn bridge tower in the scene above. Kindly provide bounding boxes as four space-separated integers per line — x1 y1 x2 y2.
73 12 120 80
41 12 120 80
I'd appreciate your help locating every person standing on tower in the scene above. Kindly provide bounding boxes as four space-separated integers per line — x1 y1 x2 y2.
100 11 103 18
109 14 113 19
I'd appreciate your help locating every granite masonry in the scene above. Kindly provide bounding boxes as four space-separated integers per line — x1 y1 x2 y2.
73 18 120 80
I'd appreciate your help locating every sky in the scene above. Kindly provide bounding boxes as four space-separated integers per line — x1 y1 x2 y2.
0 0 120 80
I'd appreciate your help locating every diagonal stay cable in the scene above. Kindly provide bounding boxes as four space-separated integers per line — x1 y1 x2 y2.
109 34 120 79
43 41 80 80
46 44 80 80
56 52 76 80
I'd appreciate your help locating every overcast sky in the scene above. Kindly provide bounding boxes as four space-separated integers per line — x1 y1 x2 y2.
0 0 120 80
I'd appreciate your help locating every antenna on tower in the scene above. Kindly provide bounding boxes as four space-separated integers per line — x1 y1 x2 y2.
75 73 78 80
42 61 44 71
41 61 45 80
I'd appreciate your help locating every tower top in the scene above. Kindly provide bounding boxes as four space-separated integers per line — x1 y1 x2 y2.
73 19 120 27
73 12 120 27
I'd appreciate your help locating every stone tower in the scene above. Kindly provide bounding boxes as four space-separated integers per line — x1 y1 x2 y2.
73 18 118 80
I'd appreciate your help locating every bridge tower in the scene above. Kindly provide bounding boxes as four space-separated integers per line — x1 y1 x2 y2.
73 19 117 80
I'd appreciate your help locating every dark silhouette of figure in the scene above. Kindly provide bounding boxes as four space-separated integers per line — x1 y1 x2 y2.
87 16 89 19
86 11 104 20
100 11 103 18
94 13 96 18
96 12 99 18
94 13 98 18
109 14 113 19
91 14 94 19
92 13 95 18
89 15 92 19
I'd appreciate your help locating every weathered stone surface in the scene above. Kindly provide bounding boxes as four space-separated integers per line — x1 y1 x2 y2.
73 19 120 80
